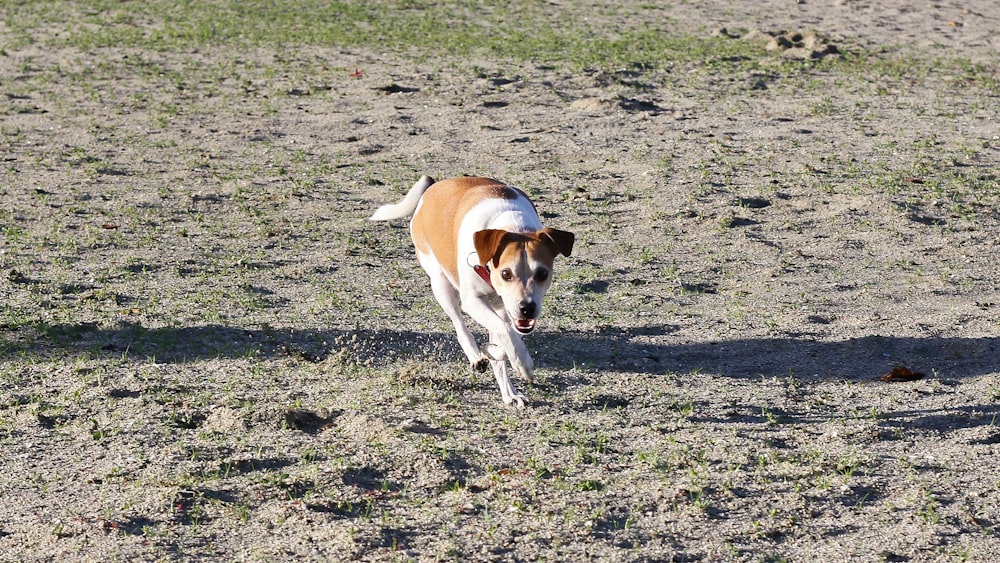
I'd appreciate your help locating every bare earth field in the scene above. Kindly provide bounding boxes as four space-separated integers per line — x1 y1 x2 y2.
2 1 999 561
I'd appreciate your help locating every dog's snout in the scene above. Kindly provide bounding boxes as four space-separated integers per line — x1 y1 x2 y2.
519 300 537 319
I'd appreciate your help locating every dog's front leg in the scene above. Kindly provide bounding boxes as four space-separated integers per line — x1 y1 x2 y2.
487 301 535 383
485 334 527 408
494 325 533 382
462 296 534 381
485 333 528 408
423 266 490 371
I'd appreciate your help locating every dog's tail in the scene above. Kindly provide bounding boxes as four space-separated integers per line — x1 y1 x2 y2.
369 176 435 221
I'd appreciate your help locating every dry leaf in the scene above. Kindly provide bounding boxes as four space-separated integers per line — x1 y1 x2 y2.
878 366 926 382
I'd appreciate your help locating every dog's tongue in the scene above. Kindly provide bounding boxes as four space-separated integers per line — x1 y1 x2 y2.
516 319 535 332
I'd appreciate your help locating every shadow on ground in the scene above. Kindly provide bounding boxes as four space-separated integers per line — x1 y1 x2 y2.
2 321 997 381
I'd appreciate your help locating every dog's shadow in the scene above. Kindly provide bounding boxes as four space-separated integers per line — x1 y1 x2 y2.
537 325 999 381
7 321 997 382
6 321 998 437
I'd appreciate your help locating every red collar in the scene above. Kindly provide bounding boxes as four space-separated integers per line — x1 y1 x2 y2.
473 264 493 289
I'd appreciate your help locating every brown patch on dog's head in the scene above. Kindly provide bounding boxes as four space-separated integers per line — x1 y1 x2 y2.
473 228 574 268
537 228 574 258
473 229 513 268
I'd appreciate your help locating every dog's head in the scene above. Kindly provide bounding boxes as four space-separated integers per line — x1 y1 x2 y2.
473 227 575 334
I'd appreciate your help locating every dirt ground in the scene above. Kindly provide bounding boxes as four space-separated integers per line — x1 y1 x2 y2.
2 1 999 561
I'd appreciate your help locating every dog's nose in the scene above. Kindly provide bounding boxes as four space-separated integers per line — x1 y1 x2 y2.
519 300 537 319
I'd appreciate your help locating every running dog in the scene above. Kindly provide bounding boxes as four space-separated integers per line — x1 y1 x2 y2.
370 176 574 406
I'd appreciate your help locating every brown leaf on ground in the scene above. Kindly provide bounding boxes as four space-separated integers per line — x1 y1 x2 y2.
878 367 927 382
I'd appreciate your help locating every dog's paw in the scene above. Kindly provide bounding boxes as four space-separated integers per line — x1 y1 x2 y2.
504 392 529 409
471 356 490 373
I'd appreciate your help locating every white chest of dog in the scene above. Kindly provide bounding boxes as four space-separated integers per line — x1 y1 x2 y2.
370 176 574 406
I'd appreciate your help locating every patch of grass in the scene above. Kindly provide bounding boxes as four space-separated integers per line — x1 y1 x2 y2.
0 1 838 75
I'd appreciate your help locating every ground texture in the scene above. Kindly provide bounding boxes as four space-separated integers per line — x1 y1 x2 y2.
1 1 999 561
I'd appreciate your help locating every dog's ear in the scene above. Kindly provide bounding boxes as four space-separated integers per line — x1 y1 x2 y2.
539 228 575 258
473 229 510 267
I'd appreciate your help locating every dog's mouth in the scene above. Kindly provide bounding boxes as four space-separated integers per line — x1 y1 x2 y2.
514 319 536 334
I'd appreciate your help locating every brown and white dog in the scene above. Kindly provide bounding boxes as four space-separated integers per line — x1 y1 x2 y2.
370 176 574 406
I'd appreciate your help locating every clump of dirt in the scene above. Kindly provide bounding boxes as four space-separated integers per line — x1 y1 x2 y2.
727 28 842 59
765 30 840 59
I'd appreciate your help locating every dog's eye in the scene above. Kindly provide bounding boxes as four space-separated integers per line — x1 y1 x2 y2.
534 268 549 282
500 268 513 281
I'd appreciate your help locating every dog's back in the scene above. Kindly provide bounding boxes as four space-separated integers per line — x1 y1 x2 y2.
412 177 538 283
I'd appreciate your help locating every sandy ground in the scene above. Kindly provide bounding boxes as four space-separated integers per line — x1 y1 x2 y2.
2 1 999 561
